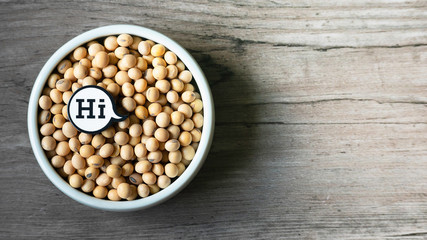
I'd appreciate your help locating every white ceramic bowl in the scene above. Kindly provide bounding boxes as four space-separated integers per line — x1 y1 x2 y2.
27 25 214 211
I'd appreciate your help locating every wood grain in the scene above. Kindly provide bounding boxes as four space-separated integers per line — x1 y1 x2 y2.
1 0 427 239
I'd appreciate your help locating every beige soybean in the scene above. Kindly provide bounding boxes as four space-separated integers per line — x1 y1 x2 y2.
138 41 151 56
87 155 104 168
178 70 193 83
57 59 71 74
152 163 164 176
164 163 178 178
122 82 135 97
129 124 142 137
88 43 105 56
155 112 170 128
73 64 88 79
71 154 86 169
100 143 114 158
39 110 52 125
192 113 204 128
40 123 55 136
155 80 171 94
79 133 92 144
148 103 162 116
104 36 118 51
127 185 138 200
137 184 150 198
182 91 196 103
164 51 177 65
111 143 121 158
183 83 195 92
142 172 157 185
121 163 134 177
69 174 84 188
81 179 95 193
135 160 151 173
170 79 185 92
166 91 179 104
117 183 131 198
146 87 160 103
101 126 116 138
157 175 171 189
134 143 148 160
181 119 194 131
134 79 147 93
85 167 100 180
50 103 65 114
166 65 178 79
68 137 81 152
168 151 182 164
80 144 95 158
115 70 131 86
49 89 62 104
117 34 133 47
51 155 65 168
178 131 192 147
89 67 102 80
168 125 181 139
129 173 143 185
153 66 167 80
79 58 92 69
56 141 71 156
144 68 155 84
178 104 193 118
145 137 159 152
190 129 202 142
148 184 160 194
106 164 122 178
150 44 166 57
114 46 129 59
190 99 203 113
120 144 134 161
56 79 72 92
39 95 52 110
111 176 126 189
108 189 121 201
52 114 65 128
63 160 75 175
128 67 142 80
102 65 118 78
181 145 195 160
135 106 148 120
154 128 169 142
62 122 78 138
91 134 105 149
135 57 148 71
114 131 129 145
96 173 112 187
165 139 180 152
41 136 56 151
122 97 136 112
152 57 166 67
170 111 184 125
73 47 87 61
93 186 108 199
48 74 60 88
147 151 162 163
93 51 109 69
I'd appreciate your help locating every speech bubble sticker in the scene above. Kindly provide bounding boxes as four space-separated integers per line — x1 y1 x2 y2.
67 85 127 134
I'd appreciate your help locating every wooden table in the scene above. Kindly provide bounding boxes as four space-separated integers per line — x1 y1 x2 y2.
1 1 426 238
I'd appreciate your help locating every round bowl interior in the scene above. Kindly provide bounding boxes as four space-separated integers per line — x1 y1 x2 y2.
28 24 215 211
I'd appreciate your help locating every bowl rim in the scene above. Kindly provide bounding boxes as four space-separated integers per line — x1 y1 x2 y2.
27 24 215 211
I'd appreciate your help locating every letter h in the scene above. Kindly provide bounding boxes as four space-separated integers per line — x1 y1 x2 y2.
76 99 96 119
